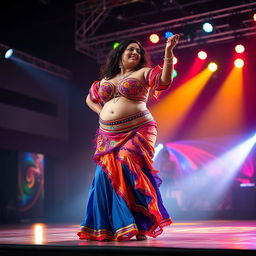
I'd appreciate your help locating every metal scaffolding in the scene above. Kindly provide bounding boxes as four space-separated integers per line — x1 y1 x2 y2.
0 43 72 80
75 0 141 59
75 1 256 63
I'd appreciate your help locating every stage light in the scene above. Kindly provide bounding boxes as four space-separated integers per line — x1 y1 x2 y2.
197 51 207 60
173 56 178 65
202 22 213 33
234 58 244 68
153 143 164 160
235 44 245 54
149 34 160 44
5 49 13 59
208 62 218 72
165 31 173 39
1 46 71 80
113 42 120 49
253 13 256 22
173 69 178 78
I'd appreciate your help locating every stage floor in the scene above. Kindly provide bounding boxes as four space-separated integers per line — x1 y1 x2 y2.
0 220 255 250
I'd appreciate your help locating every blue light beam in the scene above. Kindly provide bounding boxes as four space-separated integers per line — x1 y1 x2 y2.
153 143 164 160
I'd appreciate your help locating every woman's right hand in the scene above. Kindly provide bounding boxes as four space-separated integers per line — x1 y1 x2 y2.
165 34 180 55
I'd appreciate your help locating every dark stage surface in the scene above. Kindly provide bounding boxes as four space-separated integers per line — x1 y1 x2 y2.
0 220 255 255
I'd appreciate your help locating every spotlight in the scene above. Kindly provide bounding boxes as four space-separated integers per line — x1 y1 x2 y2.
208 62 218 72
234 58 244 68
173 56 178 65
1 46 71 80
253 13 256 22
197 50 207 60
113 42 120 49
153 143 164 160
5 49 13 59
173 69 178 78
235 44 245 54
149 34 160 44
165 31 173 39
202 22 213 33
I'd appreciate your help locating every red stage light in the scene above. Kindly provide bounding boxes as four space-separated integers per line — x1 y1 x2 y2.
197 51 207 60
235 44 245 54
149 34 160 44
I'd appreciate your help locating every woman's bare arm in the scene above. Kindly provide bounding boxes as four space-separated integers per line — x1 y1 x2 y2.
160 34 180 85
86 94 102 115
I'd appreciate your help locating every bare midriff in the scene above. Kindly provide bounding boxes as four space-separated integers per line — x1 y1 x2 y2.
99 97 147 121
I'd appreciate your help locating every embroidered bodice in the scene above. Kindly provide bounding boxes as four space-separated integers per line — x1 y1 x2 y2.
89 65 171 106
99 78 149 103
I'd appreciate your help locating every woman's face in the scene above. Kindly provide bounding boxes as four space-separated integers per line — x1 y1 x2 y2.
120 43 141 69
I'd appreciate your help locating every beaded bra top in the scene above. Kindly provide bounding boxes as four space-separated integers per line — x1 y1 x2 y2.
89 66 170 105
98 78 149 103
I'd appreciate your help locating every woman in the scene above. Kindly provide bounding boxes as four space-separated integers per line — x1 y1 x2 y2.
77 34 180 241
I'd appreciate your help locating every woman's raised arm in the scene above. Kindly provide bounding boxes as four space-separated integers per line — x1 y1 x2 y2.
160 34 180 86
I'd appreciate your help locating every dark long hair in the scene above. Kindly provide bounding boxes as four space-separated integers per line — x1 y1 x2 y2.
100 39 151 80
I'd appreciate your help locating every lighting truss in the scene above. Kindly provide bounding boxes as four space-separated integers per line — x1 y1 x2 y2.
0 43 72 80
75 1 256 63
75 0 141 59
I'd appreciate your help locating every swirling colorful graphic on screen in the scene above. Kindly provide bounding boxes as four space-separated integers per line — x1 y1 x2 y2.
18 153 44 212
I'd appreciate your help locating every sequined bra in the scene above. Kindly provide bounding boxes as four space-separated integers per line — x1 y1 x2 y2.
98 78 149 103
89 65 171 105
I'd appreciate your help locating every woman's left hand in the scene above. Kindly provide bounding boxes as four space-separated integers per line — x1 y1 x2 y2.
166 34 180 53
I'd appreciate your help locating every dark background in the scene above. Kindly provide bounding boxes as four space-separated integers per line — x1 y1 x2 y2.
0 0 100 224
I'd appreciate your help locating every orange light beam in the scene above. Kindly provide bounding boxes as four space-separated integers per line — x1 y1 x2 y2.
179 57 206 85
150 68 214 142
187 66 244 138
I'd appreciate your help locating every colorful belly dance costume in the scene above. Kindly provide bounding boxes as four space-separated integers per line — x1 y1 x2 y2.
77 66 172 241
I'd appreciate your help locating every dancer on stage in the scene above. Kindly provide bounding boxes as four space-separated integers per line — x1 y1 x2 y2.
77 34 180 241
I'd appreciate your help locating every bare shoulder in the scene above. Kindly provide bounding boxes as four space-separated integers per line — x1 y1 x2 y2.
138 67 151 73
138 67 151 80
134 67 150 77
